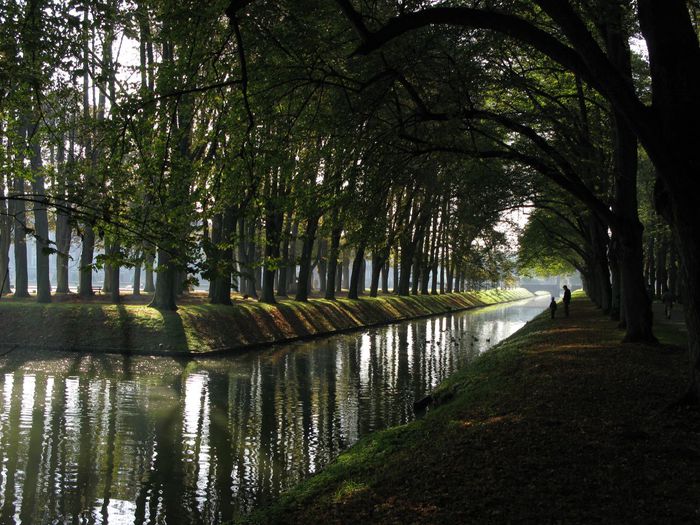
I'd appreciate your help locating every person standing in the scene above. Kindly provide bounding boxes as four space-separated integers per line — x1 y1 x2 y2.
562 285 572 317
549 296 558 319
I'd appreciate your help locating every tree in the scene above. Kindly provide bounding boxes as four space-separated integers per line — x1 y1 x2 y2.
325 0 700 400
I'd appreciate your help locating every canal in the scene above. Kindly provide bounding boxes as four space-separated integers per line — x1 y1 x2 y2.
0 295 547 524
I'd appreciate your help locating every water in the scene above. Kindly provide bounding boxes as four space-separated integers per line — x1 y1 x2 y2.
0 296 547 524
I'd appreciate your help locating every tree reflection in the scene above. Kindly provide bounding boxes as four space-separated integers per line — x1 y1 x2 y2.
0 298 544 523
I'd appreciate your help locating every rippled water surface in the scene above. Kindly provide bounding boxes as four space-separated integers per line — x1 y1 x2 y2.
0 296 547 524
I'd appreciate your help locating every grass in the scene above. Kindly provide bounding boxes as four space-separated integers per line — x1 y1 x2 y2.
0 288 532 355
240 292 700 524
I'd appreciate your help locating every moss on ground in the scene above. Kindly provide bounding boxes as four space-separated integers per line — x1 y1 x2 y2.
240 292 700 524
0 288 532 355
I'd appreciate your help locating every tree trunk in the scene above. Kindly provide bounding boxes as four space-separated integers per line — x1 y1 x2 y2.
55 209 71 293
260 207 283 304
446 260 453 293
55 135 71 294
31 142 52 304
109 242 120 304
439 253 445 294
590 215 611 313
369 252 385 297
617 217 654 342
295 215 319 302
317 238 328 294
148 248 178 310
144 249 155 292
398 235 415 296
287 218 299 293
254 236 263 293
78 226 95 297
392 247 399 294
636 1 700 395
277 213 292 297
381 261 390 294
11 174 29 298
411 233 424 296
209 209 235 305
609 234 621 321
420 259 431 295
237 217 257 298
671 211 700 400
102 255 112 294
0 174 12 295
325 226 341 300
604 6 655 343
133 258 142 296
359 258 366 295
348 243 366 300
336 261 342 293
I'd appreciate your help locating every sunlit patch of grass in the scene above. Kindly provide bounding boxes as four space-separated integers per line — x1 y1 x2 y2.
333 481 369 503
0 287 533 356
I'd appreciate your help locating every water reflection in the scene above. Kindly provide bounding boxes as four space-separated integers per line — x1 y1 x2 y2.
0 296 547 523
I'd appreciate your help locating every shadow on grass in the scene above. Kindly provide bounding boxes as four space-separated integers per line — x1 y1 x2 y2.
153 308 189 352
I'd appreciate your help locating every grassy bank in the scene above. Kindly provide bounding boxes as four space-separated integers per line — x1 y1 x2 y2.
244 293 699 523
0 288 532 355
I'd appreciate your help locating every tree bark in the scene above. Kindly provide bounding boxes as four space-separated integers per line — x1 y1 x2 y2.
133 258 142 296
30 135 51 303
277 213 291 297
78 226 95 298
369 251 385 297
608 234 621 321
11 172 29 297
287 218 299 293
325 225 342 299
381 261 390 293
348 243 366 300
260 205 283 304
108 242 121 304
334 0 700 400
209 209 235 305
295 215 319 302
149 248 178 310
144 249 156 292
237 217 258 298
604 8 655 342
317 238 328 294
0 172 12 295
589 215 611 313
398 238 414 296
55 135 71 294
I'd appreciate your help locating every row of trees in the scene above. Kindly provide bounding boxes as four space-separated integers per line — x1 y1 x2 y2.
3 0 699 399
0 0 520 311
296 0 699 400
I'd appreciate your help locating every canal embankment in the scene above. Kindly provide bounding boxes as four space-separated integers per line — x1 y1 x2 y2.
244 293 699 524
0 288 532 356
